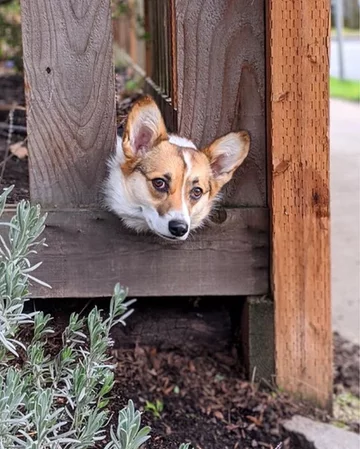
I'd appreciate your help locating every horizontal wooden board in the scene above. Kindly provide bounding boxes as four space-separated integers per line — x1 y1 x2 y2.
2 208 269 298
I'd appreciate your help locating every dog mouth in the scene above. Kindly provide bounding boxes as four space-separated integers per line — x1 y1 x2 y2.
155 232 181 241
144 216 189 241
153 231 189 242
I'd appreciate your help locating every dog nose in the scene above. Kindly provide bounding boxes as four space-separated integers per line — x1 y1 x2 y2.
168 220 188 237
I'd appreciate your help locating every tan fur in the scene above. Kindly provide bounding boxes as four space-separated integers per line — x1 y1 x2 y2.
122 142 208 218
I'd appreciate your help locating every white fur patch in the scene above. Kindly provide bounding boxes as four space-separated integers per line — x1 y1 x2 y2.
103 137 148 230
169 134 197 149
180 151 192 233
209 132 249 175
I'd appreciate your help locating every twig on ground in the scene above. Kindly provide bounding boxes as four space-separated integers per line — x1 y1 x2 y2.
0 123 27 134
0 108 15 183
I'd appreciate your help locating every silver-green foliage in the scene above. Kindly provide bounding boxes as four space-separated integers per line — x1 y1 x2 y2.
0 187 150 449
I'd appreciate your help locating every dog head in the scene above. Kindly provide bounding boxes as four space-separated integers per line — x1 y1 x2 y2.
105 96 250 241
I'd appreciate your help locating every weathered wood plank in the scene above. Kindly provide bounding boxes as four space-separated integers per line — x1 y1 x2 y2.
128 0 138 64
169 0 177 108
267 0 332 408
20 0 116 208
144 0 152 76
175 0 266 207
2 208 269 298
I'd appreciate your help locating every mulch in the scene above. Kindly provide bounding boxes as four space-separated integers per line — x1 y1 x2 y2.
110 346 297 449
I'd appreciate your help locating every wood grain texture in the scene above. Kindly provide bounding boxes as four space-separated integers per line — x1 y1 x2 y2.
169 0 178 108
20 0 116 207
175 0 266 207
2 208 269 298
267 0 332 408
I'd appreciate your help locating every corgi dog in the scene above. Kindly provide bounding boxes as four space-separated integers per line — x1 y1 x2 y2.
103 95 250 241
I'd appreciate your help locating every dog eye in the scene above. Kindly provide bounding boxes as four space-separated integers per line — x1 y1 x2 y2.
190 187 203 200
152 178 168 192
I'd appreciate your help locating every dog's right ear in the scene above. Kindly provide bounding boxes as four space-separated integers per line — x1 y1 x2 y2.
202 131 250 189
122 96 168 159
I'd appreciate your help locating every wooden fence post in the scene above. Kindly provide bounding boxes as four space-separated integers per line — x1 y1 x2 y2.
267 0 332 408
20 0 116 208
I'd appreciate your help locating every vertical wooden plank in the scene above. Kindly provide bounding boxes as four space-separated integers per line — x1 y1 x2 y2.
163 1 170 97
157 0 164 92
136 0 146 70
144 0 152 76
20 0 116 207
169 0 177 108
128 0 137 63
267 0 332 408
152 0 159 86
175 0 266 207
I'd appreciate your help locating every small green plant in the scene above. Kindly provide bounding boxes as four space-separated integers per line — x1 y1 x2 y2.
105 400 151 449
144 399 164 419
0 186 191 448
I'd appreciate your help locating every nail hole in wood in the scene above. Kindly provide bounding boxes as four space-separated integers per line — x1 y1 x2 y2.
210 208 227 224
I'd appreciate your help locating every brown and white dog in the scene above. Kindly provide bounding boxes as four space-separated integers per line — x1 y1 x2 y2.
103 96 250 241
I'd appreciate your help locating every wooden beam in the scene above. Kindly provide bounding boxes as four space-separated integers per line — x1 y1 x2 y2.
20 0 116 208
128 0 137 63
1 208 269 298
267 0 332 408
169 0 177 108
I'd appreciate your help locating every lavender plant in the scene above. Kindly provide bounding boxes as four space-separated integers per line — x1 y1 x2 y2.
0 187 192 449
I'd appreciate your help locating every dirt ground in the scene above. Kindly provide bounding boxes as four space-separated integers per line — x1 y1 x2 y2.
1 74 360 448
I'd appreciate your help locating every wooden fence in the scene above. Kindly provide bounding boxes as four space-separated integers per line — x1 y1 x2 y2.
9 0 331 408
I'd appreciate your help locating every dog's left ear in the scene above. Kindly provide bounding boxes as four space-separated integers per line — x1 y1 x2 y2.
202 131 250 187
122 95 168 159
